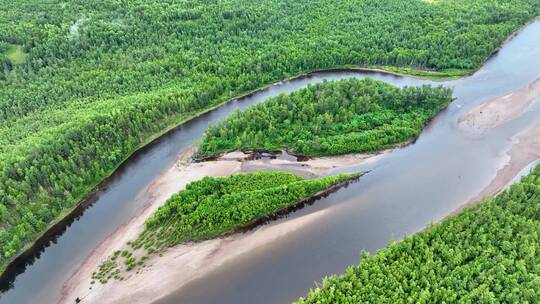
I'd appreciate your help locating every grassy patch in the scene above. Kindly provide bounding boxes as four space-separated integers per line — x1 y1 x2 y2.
5 44 27 65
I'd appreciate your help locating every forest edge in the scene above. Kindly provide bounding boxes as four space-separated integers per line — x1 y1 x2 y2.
0 15 534 278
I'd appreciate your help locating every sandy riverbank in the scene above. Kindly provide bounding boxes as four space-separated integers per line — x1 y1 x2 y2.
242 152 383 178
458 77 540 133
59 150 372 304
470 122 540 202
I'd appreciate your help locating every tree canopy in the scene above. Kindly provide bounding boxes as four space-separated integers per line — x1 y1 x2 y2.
197 78 453 157
297 167 540 303
92 171 358 283
1 0 539 272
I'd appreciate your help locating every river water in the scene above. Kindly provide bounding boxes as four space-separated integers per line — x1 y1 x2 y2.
2 20 540 304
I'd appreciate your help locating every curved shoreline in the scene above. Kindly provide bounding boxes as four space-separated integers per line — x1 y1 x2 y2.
2 16 537 286
63 115 540 304
458 76 540 133
442 122 540 221
59 152 372 304
472 122 540 201
0 66 441 282
224 173 363 237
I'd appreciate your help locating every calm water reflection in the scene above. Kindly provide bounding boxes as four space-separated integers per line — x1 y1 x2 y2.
2 20 540 304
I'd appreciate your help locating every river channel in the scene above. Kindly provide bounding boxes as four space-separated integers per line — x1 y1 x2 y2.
2 20 540 304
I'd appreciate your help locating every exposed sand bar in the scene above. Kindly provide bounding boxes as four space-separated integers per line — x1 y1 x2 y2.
470 122 540 202
458 77 540 133
60 114 540 304
59 150 372 304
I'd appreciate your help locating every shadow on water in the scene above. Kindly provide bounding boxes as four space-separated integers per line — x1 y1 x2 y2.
2 20 540 304
0 68 432 303
0 193 96 292
0 118 197 292
155 21 540 304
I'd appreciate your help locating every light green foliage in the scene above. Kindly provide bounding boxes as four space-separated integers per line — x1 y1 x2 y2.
197 78 453 157
95 171 359 281
374 65 472 79
4 45 27 65
0 0 539 271
132 171 357 252
297 167 540 303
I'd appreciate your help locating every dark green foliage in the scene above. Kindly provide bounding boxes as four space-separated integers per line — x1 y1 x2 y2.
297 167 540 303
197 78 453 157
131 171 357 253
1 0 539 271
94 171 358 281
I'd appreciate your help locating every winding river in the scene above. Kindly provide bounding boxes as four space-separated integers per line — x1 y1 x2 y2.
2 20 540 304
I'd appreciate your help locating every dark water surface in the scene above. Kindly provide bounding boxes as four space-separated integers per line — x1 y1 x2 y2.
2 20 540 304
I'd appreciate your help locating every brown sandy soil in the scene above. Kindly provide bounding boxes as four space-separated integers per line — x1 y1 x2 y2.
470 122 540 203
458 77 540 134
59 148 241 304
59 120 540 304
241 152 384 178
59 150 374 304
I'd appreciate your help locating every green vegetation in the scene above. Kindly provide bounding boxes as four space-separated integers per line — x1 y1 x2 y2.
1 0 539 273
135 171 358 252
4 44 27 65
297 167 540 303
197 78 452 158
92 171 359 283
372 65 473 80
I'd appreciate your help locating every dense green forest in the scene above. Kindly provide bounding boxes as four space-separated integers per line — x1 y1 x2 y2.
92 171 358 283
135 171 357 253
1 0 539 272
297 167 540 303
197 78 452 157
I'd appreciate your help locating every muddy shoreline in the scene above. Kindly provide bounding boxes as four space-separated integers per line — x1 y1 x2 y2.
440 122 540 223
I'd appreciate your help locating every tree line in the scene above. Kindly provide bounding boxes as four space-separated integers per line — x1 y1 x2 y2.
1 0 539 271
92 171 358 283
197 78 453 157
297 166 540 303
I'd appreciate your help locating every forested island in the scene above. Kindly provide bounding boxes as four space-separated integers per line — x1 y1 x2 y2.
297 167 540 303
1 0 539 276
197 78 452 158
92 171 359 283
